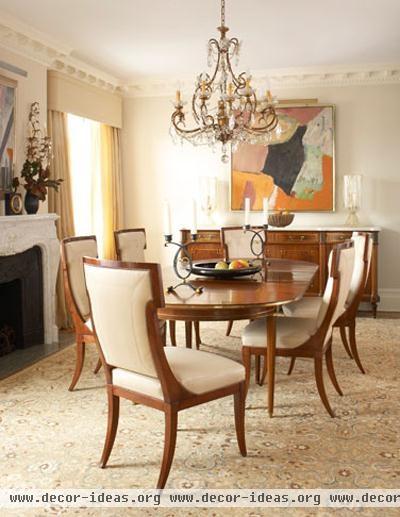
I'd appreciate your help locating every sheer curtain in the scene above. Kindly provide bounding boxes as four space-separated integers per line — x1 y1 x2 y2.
67 114 123 259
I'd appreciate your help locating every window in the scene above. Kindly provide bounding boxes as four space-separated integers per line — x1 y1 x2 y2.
67 114 105 254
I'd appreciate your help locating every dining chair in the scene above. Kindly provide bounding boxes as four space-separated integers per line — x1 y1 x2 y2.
114 227 172 347
60 235 101 391
221 226 266 380
114 228 146 262
83 258 247 489
241 241 355 417
283 232 372 374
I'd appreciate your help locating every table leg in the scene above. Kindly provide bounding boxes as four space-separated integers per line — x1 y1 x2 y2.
185 321 192 348
266 313 276 418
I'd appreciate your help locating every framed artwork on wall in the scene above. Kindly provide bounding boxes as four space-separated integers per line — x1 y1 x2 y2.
0 74 17 192
231 104 335 212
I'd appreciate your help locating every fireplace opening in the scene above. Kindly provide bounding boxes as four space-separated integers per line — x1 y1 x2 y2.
0 246 44 356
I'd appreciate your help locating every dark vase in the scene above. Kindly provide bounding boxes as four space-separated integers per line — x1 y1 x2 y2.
24 192 40 214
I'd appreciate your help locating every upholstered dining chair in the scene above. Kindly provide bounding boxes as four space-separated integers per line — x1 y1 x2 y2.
283 232 372 374
114 228 172 347
221 226 266 336
241 241 355 417
60 236 100 391
83 258 247 489
114 228 146 262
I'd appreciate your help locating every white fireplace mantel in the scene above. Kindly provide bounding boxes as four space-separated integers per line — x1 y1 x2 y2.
0 214 59 344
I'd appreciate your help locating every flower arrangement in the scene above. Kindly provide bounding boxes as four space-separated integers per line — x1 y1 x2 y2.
14 102 62 201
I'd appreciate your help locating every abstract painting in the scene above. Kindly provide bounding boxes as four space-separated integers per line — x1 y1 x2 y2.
231 104 335 211
0 75 16 191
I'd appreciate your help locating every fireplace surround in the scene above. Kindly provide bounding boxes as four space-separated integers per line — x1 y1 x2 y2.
0 214 59 345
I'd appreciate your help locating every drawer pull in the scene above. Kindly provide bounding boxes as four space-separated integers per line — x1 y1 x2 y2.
288 235 305 241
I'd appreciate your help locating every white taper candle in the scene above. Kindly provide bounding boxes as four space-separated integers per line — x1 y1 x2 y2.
244 197 250 226
191 199 197 235
263 197 269 224
164 201 172 236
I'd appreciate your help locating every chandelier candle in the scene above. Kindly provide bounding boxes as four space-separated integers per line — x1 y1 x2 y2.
170 0 279 162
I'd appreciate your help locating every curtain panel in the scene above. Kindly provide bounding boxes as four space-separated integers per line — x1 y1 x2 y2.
47 109 75 329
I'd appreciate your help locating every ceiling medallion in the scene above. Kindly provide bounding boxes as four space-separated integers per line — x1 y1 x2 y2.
170 0 281 162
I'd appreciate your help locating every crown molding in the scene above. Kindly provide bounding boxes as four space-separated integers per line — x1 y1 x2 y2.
0 11 122 94
1 11 399 98
124 63 400 98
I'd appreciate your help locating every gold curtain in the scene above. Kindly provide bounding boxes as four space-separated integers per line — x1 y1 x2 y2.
99 124 124 259
47 110 75 329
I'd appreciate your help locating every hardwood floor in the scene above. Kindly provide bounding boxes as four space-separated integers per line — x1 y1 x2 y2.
0 331 74 380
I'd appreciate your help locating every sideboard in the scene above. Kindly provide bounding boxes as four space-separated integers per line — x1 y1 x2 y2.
181 227 380 316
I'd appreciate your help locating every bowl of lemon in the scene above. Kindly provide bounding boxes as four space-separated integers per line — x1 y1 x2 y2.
189 259 261 279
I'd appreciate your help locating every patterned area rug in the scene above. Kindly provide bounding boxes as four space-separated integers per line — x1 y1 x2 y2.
0 318 399 516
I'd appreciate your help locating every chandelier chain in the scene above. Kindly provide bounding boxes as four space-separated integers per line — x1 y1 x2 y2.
221 0 225 27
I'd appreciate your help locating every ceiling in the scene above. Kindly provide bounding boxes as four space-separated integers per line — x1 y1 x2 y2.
0 0 399 82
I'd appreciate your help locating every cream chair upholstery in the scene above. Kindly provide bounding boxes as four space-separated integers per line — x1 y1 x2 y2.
112 348 244 399
241 242 355 417
83 258 247 489
221 226 265 260
114 229 146 262
283 233 371 319
61 236 99 391
63 237 98 321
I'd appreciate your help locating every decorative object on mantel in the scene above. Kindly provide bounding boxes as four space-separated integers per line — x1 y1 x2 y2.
170 0 281 163
4 178 22 215
268 210 295 228
231 103 335 212
344 174 362 227
163 201 203 294
13 102 62 214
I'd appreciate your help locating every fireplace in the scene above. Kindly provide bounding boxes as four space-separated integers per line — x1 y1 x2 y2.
0 246 44 355
0 214 59 345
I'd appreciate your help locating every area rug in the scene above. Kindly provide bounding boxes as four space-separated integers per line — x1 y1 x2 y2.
0 318 399 516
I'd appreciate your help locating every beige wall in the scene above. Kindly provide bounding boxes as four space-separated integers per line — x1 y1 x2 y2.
122 83 400 310
0 47 48 214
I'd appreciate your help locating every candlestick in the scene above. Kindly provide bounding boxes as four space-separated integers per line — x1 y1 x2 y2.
244 197 250 226
164 233 203 294
175 90 181 105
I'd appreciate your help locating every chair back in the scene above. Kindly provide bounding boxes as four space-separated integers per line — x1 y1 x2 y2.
114 229 146 262
83 259 164 378
346 232 371 308
221 226 266 260
316 242 355 345
61 236 98 322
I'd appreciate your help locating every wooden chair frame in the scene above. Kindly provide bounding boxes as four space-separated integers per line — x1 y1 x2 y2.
60 235 101 391
83 258 247 489
221 226 268 381
287 232 371 376
242 241 354 418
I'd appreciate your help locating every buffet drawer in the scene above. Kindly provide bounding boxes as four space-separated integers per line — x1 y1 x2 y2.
325 232 352 243
267 231 320 244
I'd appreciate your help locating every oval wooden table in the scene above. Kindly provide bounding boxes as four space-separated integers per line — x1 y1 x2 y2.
158 258 318 417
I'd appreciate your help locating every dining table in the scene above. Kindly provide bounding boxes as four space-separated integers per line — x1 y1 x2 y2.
158 258 318 417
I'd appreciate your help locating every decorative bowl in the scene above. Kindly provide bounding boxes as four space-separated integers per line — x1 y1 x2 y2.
268 211 295 228
189 260 261 279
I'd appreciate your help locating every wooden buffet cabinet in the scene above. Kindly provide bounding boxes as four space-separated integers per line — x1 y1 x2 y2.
181 227 380 316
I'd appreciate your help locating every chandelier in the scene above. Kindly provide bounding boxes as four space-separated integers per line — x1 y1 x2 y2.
170 0 280 162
